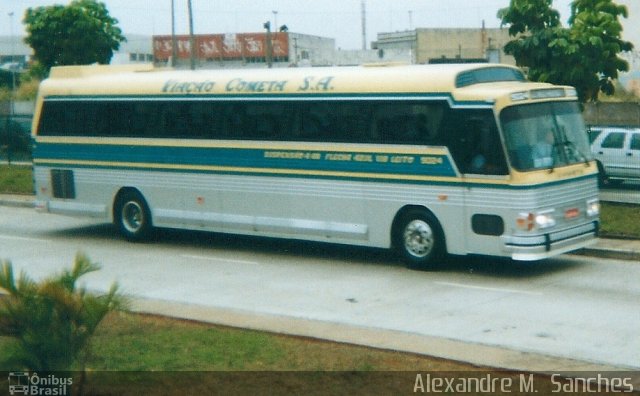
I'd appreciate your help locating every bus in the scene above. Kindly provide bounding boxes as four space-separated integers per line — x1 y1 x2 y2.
32 63 600 269
8 372 29 395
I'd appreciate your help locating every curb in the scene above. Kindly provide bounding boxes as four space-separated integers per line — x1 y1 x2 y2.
572 246 640 262
131 297 638 376
0 195 34 208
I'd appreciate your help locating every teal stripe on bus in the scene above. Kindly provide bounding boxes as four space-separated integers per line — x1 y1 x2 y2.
34 142 458 178
33 141 599 189
41 92 494 108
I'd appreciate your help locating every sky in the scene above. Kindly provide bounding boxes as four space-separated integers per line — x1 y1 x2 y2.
0 0 584 50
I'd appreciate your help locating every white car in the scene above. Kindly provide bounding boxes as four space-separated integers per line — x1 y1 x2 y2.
589 127 640 185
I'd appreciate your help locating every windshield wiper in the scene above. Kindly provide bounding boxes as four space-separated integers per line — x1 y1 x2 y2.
547 142 564 173
559 140 590 166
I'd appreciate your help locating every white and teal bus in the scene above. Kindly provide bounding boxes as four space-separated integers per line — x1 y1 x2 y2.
32 63 600 269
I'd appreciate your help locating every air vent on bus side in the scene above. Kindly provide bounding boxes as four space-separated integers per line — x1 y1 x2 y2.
51 169 76 199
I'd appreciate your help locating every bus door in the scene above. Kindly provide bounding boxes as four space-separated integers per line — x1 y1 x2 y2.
454 112 510 256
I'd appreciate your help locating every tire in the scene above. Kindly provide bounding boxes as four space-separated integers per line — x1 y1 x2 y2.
596 161 609 187
393 209 445 270
115 191 153 241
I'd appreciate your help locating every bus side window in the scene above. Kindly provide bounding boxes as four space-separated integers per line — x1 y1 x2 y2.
186 102 209 138
223 104 246 139
445 109 508 175
130 102 156 137
332 103 369 142
420 103 445 145
105 103 130 136
373 102 444 145
299 102 334 140
374 104 398 143
203 102 226 139
245 103 289 139
158 104 177 138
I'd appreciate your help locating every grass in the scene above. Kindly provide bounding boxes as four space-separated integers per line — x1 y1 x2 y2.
86 312 472 372
0 164 33 195
0 312 487 394
1 312 613 395
599 202 640 238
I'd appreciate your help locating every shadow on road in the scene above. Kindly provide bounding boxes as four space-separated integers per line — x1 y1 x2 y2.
601 180 640 191
43 222 586 279
436 254 586 279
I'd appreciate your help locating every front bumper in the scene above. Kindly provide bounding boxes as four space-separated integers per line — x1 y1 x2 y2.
503 221 599 261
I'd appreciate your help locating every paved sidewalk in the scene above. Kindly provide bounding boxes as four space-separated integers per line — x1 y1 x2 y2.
575 237 640 261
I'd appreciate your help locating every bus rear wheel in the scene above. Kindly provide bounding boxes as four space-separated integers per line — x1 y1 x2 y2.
394 209 445 270
115 190 153 241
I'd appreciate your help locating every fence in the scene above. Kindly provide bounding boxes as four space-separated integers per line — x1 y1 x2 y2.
1 101 35 163
583 102 640 127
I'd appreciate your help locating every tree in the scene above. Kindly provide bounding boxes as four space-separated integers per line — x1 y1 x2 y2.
23 0 126 74
498 0 634 102
0 253 126 372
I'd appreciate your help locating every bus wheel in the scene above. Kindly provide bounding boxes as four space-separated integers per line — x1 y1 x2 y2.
596 161 608 187
115 191 153 241
394 209 444 270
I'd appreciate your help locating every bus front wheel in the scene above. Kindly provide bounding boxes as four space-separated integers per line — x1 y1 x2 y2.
596 161 609 187
115 190 153 242
393 209 445 270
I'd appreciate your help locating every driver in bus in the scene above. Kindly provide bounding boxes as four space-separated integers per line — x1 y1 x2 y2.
532 130 555 167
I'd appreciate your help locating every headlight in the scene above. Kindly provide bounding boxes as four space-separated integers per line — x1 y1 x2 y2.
535 210 556 229
516 211 556 231
516 212 535 231
586 199 600 217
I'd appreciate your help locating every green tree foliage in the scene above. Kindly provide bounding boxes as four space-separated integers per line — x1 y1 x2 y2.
23 0 126 74
0 253 126 371
498 0 634 102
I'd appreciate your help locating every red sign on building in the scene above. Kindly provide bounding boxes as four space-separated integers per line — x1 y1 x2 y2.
153 33 289 61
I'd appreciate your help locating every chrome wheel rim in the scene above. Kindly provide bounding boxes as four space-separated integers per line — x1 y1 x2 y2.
122 201 144 233
403 219 434 258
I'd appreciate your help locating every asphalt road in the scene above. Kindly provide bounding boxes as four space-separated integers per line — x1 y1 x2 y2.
0 206 638 370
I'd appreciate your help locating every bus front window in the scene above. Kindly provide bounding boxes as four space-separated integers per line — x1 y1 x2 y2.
501 101 592 171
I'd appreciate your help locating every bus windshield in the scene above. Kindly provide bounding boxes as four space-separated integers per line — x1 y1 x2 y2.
500 101 592 171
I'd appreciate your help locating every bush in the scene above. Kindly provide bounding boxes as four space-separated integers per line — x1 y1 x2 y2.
0 253 127 371
0 116 33 160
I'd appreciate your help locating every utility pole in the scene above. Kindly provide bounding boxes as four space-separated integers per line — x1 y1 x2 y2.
264 21 273 68
361 0 367 50
273 10 278 32
187 0 196 70
171 0 177 67
6 11 16 165
272 10 278 64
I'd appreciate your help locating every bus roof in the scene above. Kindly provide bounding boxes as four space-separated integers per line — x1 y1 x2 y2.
40 63 560 103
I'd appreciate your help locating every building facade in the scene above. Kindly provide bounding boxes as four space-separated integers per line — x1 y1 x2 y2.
110 34 154 65
372 27 515 65
0 34 153 69
0 36 32 69
152 31 412 69
152 32 343 68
